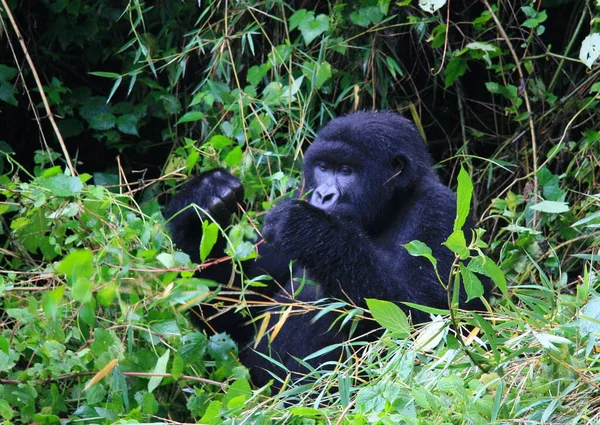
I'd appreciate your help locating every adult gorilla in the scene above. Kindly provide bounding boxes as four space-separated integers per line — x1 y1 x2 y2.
166 111 488 386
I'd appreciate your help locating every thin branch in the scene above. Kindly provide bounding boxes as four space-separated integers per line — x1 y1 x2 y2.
482 0 539 220
0 0 76 175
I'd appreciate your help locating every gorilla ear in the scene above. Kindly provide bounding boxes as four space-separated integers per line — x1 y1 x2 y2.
391 155 405 175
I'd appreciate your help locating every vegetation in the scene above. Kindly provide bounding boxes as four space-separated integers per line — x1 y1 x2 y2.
1 0 600 423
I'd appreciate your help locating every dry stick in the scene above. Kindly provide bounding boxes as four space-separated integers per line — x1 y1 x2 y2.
0 0 75 176
482 1 539 222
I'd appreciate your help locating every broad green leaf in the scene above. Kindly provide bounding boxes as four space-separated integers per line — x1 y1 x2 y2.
459 264 484 301
223 379 252 408
443 230 469 259
116 114 139 135
289 9 307 31
199 401 223 425
200 221 219 262
148 349 170 393
42 286 65 321
233 241 257 261
365 298 410 337
298 13 329 45
157 253 175 268
176 111 205 125
455 166 473 231
404 240 437 267
468 256 507 297
0 64 18 81
529 200 569 213
208 134 234 149
0 82 17 106
207 333 237 361
349 6 385 27
224 145 243 167
246 64 268 86
88 112 116 130
444 57 467 88
72 277 92 303
55 249 94 281
40 174 84 197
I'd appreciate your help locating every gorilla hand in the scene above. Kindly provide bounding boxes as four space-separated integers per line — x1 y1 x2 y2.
263 199 332 263
167 168 244 226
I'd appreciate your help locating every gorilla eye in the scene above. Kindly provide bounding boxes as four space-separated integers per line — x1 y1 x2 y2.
340 166 353 175
317 162 328 171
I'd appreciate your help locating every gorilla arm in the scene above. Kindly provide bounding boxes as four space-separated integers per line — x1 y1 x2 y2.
262 199 437 312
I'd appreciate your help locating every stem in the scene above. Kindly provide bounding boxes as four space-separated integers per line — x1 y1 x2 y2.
482 0 539 224
0 0 76 175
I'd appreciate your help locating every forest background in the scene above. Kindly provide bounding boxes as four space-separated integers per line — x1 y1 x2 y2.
1 0 600 423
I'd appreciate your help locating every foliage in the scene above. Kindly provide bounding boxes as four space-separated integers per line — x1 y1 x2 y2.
1 0 600 423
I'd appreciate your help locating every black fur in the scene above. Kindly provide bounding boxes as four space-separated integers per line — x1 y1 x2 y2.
166 111 488 386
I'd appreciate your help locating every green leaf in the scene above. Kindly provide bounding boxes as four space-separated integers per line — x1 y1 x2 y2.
349 6 384 27
176 111 205 125
56 249 94 303
303 61 332 89
289 9 307 31
207 333 237 361
443 230 469 259
404 240 437 267
444 57 467 88
223 379 252 409
0 82 18 106
459 264 484 301
200 221 219 262
88 112 116 130
233 241 257 261
116 114 139 135
0 64 18 81
365 298 410 337
468 256 507 297
224 145 243 167
148 349 170 393
88 71 121 79
208 135 234 149
529 200 569 213
298 13 329 45
40 174 84 197
246 64 268 86
42 286 65 321
522 18 539 28
72 277 92 303
199 401 223 425
454 166 473 231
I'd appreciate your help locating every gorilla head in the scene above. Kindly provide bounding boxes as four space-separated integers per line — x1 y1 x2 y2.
303 111 438 230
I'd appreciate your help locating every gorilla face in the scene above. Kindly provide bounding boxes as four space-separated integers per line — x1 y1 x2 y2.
304 140 403 229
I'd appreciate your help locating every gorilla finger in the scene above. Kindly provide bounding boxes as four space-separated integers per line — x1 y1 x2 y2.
208 197 232 222
219 187 240 212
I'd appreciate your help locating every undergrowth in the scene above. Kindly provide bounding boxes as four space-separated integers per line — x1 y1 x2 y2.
1 0 600 423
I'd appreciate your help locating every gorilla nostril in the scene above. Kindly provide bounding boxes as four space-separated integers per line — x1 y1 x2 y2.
323 193 334 203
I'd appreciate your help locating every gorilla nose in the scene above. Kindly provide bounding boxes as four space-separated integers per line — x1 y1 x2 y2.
312 186 340 209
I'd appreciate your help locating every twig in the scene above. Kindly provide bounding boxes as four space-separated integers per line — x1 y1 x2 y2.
431 0 452 76
482 0 539 221
0 0 76 176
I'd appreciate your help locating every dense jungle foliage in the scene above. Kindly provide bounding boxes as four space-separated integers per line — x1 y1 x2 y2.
1 0 600 423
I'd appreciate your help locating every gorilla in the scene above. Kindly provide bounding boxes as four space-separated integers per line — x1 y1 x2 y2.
166 111 488 386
